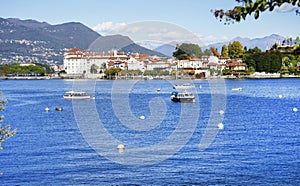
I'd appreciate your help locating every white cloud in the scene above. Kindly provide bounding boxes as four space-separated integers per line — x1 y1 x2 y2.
92 22 126 34
93 21 204 45
275 2 299 12
92 21 231 47
195 34 230 45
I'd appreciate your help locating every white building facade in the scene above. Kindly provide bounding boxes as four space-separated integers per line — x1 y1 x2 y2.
63 48 129 76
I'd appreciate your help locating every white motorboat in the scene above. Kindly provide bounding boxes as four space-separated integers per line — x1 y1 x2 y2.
170 91 195 103
232 87 243 91
63 91 91 99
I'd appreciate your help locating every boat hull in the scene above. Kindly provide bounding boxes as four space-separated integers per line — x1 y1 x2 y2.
63 91 91 99
173 83 195 90
170 94 195 103
171 97 195 102
63 96 91 99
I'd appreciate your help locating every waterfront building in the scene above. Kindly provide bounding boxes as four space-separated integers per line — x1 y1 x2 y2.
63 48 131 77
62 48 244 79
218 56 231 64
226 59 247 71
63 48 88 75
127 57 145 72
146 60 170 71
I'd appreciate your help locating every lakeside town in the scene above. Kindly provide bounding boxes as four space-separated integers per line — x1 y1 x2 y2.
1 39 300 80
62 47 239 80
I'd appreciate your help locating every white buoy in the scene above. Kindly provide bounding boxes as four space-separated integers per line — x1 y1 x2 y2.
218 123 224 130
117 144 125 153
45 107 50 112
199 85 202 89
293 107 298 112
139 115 145 120
219 110 225 115
279 95 283 99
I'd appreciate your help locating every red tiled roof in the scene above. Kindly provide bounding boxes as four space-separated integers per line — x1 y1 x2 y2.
190 57 200 61
65 56 84 60
226 62 246 67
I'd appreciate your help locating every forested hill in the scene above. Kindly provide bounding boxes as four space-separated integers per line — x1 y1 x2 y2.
0 18 101 49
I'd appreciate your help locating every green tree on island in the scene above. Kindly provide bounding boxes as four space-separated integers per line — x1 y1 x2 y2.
221 44 229 57
244 51 282 73
210 47 220 57
228 41 245 59
173 43 204 59
104 67 121 79
0 92 17 151
0 63 46 76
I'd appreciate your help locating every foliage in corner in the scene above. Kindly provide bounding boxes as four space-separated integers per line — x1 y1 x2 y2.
0 92 17 151
212 0 300 24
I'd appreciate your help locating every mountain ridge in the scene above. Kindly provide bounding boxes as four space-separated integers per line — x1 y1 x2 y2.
208 34 285 52
0 17 101 49
153 34 286 57
0 17 165 65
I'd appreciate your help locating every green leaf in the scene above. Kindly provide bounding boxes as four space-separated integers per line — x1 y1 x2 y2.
254 11 260 19
241 13 247 20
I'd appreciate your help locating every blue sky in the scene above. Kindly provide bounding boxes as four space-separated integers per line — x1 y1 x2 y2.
1 0 299 44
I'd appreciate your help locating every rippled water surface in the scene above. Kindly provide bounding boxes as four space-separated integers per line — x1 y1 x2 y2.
0 79 299 185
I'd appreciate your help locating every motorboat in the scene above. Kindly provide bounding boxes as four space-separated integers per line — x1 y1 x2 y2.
232 87 242 91
170 91 195 103
173 83 195 90
63 91 91 99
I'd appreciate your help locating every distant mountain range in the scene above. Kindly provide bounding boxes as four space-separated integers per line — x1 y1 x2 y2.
0 17 288 65
151 34 286 57
153 44 176 57
207 34 285 52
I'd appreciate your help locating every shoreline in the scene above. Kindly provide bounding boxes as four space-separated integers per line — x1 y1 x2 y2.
1 74 300 80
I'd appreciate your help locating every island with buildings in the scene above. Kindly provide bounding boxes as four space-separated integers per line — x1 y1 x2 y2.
61 48 247 80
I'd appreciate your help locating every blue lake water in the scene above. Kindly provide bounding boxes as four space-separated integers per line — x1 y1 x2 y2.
0 79 299 185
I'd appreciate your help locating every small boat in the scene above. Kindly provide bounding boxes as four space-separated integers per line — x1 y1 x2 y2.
232 87 242 91
55 107 63 111
170 91 195 103
173 83 195 90
63 91 91 99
